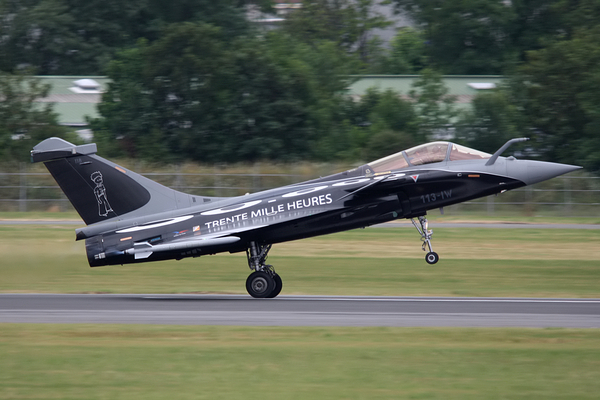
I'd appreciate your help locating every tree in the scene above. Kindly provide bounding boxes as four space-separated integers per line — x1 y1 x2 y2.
90 23 324 163
0 72 67 162
283 0 391 70
0 0 253 75
390 0 516 74
455 88 523 153
315 87 419 161
515 24 600 172
389 0 600 75
362 88 419 160
507 0 565 65
551 0 600 38
0 0 79 74
409 69 456 141
380 27 428 74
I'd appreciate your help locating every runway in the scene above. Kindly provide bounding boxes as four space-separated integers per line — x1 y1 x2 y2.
1 294 599 328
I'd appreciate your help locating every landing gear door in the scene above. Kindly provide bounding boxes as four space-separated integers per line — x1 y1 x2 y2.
397 191 413 217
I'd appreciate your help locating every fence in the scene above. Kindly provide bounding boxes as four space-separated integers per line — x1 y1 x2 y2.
1 164 599 217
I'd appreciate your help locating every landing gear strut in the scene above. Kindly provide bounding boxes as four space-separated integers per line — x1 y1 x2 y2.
411 215 439 264
245 241 282 298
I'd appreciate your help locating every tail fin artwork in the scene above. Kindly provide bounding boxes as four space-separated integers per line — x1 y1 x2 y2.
31 137 222 225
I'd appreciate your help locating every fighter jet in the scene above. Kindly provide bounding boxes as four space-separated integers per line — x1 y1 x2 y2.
31 137 580 298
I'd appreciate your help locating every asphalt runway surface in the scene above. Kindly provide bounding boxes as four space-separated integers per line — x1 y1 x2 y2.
1 294 599 328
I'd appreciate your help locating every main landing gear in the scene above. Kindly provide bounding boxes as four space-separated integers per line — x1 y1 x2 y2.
411 215 439 264
245 241 282 298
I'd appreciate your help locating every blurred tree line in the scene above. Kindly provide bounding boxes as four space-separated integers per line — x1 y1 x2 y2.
0 0 599 172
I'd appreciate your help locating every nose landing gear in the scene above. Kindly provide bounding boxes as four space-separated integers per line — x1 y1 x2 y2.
411 215 439 264
246 241 282 298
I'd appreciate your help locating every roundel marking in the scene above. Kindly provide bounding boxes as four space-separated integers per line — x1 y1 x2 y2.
282 185 329 198
201 200 263 216
332 178 371 186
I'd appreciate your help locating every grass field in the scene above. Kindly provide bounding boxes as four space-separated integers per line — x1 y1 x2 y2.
1 223 599 399
1 223 599 297
2 324 600 400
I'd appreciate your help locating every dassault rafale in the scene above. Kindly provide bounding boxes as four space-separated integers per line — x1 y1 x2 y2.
32 137 580 298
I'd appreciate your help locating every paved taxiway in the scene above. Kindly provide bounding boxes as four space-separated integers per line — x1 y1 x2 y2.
1 294 599 328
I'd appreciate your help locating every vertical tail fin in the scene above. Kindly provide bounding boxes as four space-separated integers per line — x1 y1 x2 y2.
31 137 220 225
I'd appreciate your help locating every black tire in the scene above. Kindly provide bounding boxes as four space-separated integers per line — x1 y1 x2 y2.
266 273 283 298
425 252 439 265
246 271 275 298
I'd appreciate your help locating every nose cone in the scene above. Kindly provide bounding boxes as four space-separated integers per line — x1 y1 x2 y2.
513 160 582 185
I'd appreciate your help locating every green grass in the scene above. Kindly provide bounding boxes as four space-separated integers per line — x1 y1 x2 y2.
2 210 600 224
0 211 81 220
1 324 600 400
1 224 599 296
2 224 599 399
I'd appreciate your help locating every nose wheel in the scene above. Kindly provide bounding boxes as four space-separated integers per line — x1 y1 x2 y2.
425 251 439 265
411 216 439 264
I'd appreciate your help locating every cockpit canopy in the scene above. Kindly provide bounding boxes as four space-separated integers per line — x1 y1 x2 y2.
368 142 491 173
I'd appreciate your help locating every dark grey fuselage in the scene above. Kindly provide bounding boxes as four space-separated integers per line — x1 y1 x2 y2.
83 164 523 266
31 137 579 271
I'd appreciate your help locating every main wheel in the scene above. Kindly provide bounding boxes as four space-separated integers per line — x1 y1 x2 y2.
425 252 439 265
246 271 275 298
266 273 283 298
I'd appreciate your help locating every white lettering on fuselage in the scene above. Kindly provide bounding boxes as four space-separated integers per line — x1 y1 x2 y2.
251 204 285 217
115 174 413 234
199 174 407 230
203 212 250 229
203 194 333 229
286 194 332 210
